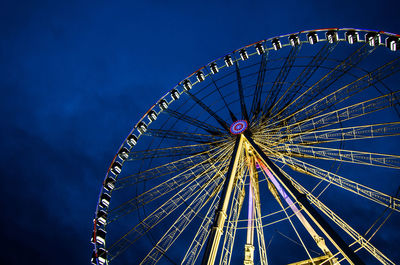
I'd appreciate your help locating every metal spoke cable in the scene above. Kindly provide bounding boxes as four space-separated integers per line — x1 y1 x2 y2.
270 154 400 212
272 142 400 169
205 67 238 122
266 90 400 135
128 141 226 160
279 168 395 265
139 166 227 265
186 91 230 132
235 62 250 121
275 121 400 145
250 52 269 122
145 128 226 143
181 183 223 265
269 42 336 119
108 144 234 224
107 143 233 260
164 108 225 135
333 187 400 264
276 230 323 256
273 43 375 121
261 46 301 116
264 56 400 132
117 140 233 188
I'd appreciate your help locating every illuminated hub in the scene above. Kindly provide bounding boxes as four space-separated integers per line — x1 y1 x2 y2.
230 120 248 135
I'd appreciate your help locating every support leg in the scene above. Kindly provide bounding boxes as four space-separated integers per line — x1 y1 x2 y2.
201 135 244 265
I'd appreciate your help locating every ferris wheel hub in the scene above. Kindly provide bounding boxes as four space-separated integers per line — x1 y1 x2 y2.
230 120 248 134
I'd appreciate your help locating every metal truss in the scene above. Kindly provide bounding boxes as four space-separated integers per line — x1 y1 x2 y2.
269 153 400 212
117 141 232 189
274 143 400 169
277 122 400 145
275 43 375 120
139 169 225 265
128 142 224 160
145 128 225 143
108 145 232 224
280 169 395 265
181 185 222 265
107 146 232 260
265 57 400 132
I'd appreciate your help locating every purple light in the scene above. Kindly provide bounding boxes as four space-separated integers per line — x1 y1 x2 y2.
247 176 254 245
258 161 305 220
247 181 254 228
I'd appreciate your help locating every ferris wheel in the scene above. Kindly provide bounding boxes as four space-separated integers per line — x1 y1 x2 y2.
91 28 400 265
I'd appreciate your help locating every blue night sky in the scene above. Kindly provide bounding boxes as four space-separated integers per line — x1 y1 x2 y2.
1 1 400 264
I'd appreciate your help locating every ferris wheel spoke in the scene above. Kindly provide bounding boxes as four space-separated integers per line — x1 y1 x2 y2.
203 65 238 122
280 169 395 265
274 143 400 169
279 57 400 127
250 52 269 122
275 43 376 121
261 46 301 116
116 142 233 189
181 184 222 265
163 108 224 135
281 122 400 145
235 62 250 121
186 91 230 132
108 145 233 224
270 42 337 118
128 142 223 161
145 128 226 143
108 161 230 225
271 155 400 212
139 166 226 265
107 161 227 261
272 90 400 135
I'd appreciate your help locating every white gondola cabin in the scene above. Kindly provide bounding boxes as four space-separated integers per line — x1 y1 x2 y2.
99 193 111 208
224 55 233 67
345 30 359 44
239 49 248 60
255 42 265 55
127 134 137 147
289 35 300 47
196 71 205 82
307 32 318 44
210 62 219 74
159 99 168 110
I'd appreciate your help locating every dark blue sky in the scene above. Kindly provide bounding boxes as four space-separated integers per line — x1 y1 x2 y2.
1 1 399 264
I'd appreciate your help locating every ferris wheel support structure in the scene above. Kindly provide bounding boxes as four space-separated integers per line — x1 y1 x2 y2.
201 132 365 265
243 131 364 265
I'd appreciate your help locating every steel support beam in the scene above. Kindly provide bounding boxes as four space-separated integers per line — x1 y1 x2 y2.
243 131 365 265
201 135 244 265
